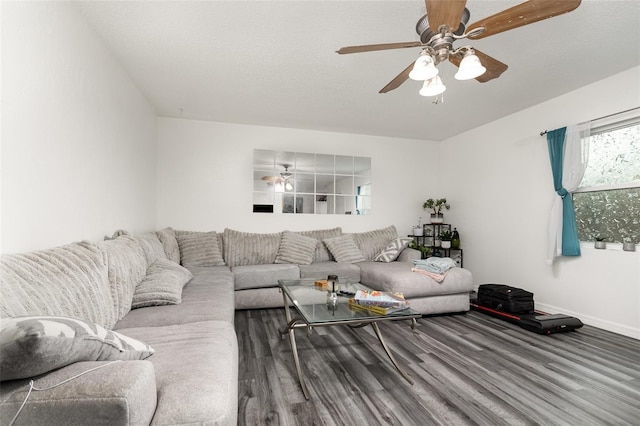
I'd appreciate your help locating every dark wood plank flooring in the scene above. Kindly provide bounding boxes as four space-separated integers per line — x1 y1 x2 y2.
236 309 640 426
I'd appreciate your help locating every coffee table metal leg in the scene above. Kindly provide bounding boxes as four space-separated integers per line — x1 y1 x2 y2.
281 290 310 400
370 322 414 385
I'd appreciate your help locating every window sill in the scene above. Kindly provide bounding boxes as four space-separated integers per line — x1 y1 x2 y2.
580 242 637 252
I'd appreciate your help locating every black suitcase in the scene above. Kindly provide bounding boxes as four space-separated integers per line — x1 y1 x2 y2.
477 284 534 314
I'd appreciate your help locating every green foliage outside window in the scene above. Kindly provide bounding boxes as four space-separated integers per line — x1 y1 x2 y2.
574 188 639 243
574 122 639 244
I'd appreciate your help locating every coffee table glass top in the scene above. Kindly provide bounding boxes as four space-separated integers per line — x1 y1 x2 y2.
278 279 420 325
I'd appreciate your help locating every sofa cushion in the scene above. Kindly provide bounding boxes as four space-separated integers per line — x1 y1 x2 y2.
323 234 366 263
298 227 342 262
0 241 116 329
298 261 361 283
131 258 193 309
351 225 399 261
232 263 300 290
115 266 235 329
117 321 238 426
275 231 318 265
358 261 474 298
374 237 414 262
156 227 181 263
0 315 154 381
98 235 148 321
175 230 225 267
223 228 282 267
0 360 157 426
130 231 167 266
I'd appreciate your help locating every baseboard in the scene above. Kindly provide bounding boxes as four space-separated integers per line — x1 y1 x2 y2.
536 302 639 340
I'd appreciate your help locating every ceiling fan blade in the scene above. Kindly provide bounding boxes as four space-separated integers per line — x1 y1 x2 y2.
336 41 423 55
425 0 467 32
449 49 508 83
467 0 581 40
379 62 414 94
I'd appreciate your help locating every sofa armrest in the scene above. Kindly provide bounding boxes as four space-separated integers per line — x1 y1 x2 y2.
397 248 420 262
1 361 157 426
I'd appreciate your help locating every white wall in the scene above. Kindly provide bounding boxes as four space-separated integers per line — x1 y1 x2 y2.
1 2 157 253
157 118 440 235
440 67 640 339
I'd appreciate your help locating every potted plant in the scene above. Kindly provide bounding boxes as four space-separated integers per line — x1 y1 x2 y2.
440 229 453 249
594 236 606 249
409 240 432 259
413 217 423 236
423 198 450 224
622 238 636 252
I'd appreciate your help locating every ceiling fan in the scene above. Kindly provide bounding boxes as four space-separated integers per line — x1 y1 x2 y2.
336 0 581 99
261 165 294 190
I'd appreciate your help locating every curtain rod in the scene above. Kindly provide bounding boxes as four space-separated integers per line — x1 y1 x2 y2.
539 106 640 137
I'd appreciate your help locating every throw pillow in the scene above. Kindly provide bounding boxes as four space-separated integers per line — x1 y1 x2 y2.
0 315 154 381
351 225 399 261
0 241 117 330
223 228 282 267
323 234 366 263
97 235 148 322
131 258 193 309
175 231 225 267
274 231 318 265
156 227 180 263
299 227 342 262
374 237 414 262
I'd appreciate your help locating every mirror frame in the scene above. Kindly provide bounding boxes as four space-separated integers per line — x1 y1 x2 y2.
253 149 372 215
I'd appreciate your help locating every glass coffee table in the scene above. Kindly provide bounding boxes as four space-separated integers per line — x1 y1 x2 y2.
278 278 421 399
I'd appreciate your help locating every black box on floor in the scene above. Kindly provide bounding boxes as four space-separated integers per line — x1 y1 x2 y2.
477 284 534 314
519 314 584 334
471 303 584 335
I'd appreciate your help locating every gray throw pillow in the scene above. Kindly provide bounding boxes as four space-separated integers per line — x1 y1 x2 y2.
275 231 318 265
175 231 225 267
351 225 399 261
0 315 154 381
131 258 193 309
298 227 342 262
323 234 366 263
223 228 282 267
155 227 180 263
374 237 414 262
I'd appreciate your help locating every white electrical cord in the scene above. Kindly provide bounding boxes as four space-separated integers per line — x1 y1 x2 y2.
9 360 122 426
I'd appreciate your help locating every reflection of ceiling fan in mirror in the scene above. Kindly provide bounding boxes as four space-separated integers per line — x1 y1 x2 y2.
261 164 294 191
336 0 581 100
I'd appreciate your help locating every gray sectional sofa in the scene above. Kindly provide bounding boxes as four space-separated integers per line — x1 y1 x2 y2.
0 224 473 425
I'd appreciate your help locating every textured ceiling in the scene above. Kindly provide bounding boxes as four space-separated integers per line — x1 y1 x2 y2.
76 1 640 141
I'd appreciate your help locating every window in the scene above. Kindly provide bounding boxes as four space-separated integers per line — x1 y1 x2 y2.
573 110 640 244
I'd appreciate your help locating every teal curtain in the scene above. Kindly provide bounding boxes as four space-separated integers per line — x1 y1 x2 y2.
547 128 581 256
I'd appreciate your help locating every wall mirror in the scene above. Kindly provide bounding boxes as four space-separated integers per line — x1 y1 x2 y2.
253 149 372 215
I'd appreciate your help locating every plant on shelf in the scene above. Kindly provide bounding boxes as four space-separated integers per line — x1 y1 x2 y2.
439 229 453 249
594 236 606 249
409 240 432 259
423 198 450 224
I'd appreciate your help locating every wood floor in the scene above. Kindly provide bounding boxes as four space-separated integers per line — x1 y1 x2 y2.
236 308 640 426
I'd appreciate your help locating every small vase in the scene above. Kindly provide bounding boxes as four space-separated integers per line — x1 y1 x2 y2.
594 241 606 249
434 238 441 247
452 239 460 249
623 242 636 252
430 213 444 224
441 240 452 249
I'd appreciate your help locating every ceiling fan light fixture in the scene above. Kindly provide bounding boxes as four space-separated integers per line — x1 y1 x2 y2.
280 165 293 180
419 75 446 97
455 50 486 81
409 52 438 81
